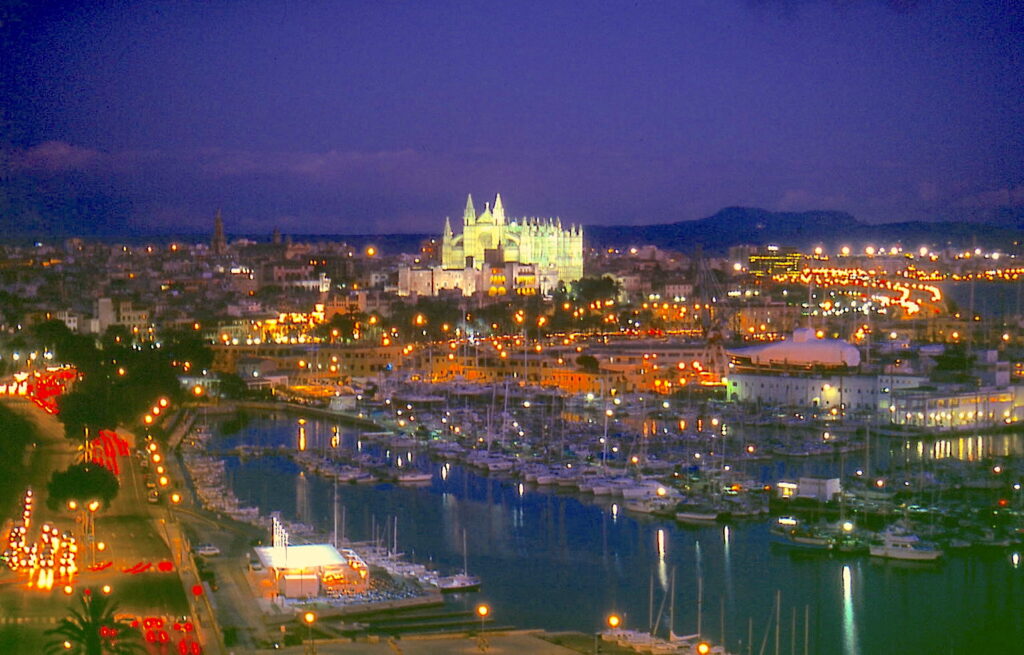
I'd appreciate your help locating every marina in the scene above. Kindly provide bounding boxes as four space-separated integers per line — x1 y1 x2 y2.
180 405 1024 654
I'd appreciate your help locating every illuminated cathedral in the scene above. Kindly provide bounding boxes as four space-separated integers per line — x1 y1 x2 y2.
400 194 584 297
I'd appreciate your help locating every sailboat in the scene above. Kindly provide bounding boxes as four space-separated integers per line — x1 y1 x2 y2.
437 529 481 592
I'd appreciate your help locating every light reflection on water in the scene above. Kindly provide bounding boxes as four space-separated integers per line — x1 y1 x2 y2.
213 413 1024 655
842 564 860 655
657 529 668 591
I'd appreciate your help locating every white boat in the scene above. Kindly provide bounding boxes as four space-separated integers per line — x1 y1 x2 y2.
621 480 675 500
869 526 943 561
437 572 481 592
675 505 722 524
625 496 677 514
397 471 433 484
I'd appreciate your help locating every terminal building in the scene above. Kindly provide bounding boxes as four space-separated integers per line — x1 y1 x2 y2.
725 328 922 414
726 329 1024 430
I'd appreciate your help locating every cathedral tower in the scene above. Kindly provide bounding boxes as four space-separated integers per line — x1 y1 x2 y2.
211 209 227 255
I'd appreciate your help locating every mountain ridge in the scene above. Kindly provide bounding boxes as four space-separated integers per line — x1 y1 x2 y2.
584 206 1024 254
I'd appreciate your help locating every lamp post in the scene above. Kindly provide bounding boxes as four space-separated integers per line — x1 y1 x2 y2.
86 500 99 565
303 610 317 654
476 603 489 633
475 604 490 653
602 408 613 469
600 614 622 654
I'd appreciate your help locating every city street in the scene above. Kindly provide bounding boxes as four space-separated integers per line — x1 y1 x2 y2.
0 399 190 654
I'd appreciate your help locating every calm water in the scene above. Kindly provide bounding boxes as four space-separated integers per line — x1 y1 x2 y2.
211 413 1024 655
944 280 1024 318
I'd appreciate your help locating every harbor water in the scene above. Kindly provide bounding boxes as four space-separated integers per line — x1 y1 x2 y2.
210 412 1024 655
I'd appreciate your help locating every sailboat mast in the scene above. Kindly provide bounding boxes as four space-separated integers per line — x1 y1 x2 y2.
697 575 703 637
648 574 654 632
669 568 676 641
774 590 781 655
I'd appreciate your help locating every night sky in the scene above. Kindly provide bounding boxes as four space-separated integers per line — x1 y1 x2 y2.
1 0 1022 236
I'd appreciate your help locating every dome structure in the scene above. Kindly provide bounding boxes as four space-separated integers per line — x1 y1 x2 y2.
729 328 861 368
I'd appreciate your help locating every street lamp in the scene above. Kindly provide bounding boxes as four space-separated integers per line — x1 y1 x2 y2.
476 603 489 633
303 611 317 654
607 614 621 630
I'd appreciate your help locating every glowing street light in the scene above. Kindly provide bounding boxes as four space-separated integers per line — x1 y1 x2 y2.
476 603 490 634
607 614 621 630
303 611 317 654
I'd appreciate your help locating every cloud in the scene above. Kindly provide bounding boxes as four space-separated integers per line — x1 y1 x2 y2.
194 147 424 182
8 141 103 172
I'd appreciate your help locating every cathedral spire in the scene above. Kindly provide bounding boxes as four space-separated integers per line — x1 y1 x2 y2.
493 193 505 225
444 216 453 237
463 194 476 225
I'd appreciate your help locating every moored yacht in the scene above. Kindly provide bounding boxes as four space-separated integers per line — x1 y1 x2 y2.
869 525 943 561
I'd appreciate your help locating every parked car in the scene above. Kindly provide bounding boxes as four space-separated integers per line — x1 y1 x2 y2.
194 543 221 557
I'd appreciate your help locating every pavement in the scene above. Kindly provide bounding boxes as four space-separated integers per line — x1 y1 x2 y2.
256 630 587 654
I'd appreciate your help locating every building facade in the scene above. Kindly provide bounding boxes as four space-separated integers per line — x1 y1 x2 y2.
400 194 583 297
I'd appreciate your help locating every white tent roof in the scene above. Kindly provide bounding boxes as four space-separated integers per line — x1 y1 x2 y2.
254 544 347 570
729 328 860 368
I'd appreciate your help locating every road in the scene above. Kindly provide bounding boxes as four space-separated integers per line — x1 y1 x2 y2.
0 399 194 654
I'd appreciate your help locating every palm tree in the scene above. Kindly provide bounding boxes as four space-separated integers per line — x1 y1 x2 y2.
45 589 144 655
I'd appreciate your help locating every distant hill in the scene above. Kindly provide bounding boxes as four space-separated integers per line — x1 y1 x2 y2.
584 207 1024 255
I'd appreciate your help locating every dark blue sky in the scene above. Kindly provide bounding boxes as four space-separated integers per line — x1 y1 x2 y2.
1 0 1022 235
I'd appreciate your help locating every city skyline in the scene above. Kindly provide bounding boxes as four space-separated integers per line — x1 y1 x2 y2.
1 1 1022 236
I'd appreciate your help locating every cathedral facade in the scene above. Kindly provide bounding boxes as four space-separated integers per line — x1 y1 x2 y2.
400 194 584 297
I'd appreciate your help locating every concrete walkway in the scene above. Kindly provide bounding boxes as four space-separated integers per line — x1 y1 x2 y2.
258 630 586 654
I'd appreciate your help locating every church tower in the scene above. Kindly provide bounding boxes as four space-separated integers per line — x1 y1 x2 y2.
211 209 227 255
441 216 456 268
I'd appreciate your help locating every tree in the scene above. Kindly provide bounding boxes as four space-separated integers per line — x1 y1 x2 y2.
45 589 143 655
58 391 118 442
571 276 621 305
46 463 120 512
160 328 214 372
316 311 366 342
218 372 249 400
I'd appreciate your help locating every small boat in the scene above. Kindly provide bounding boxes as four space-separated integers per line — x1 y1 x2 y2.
769 517 832 550
437 572 481 593
675 504 723 524
397 471 433 485
625 496 677 514
439 529 481 593
869 526 943 561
